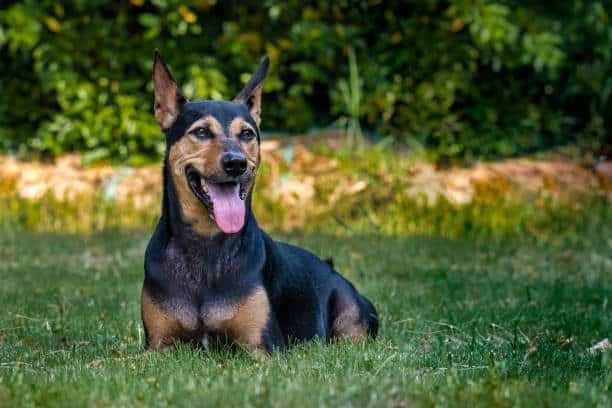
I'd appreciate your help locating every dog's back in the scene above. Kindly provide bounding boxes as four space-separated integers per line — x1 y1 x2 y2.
261 233 379 343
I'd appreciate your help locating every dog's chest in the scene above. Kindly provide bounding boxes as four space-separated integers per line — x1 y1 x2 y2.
162 291 243 331
162 289 269 349
200 299 240 330
155 238 269 337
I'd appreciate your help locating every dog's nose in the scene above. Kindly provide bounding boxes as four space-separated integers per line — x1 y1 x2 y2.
221 152 247 177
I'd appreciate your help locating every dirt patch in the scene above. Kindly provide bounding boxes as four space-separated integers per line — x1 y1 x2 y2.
406 158 605 205
0 155 161 209
0 143 608 211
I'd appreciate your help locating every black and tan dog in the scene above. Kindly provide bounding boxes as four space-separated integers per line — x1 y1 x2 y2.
141 52 378 356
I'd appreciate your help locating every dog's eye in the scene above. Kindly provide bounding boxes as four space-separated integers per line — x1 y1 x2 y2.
239 128 255 141
191 127 213 139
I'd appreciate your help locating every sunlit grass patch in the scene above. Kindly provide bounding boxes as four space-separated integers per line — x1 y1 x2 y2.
0 229 610 406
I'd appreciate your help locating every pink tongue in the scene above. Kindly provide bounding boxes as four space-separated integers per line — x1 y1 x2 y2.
207 183 245 234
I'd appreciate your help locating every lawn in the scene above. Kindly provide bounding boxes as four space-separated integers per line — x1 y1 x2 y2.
0 228 610 407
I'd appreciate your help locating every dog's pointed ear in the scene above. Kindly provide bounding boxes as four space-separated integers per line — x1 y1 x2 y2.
153 50 186 130
234 56 270 127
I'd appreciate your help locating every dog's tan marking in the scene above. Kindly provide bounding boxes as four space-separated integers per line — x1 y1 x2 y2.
187 116 224 137
229 117 259 166
167 116 230 236
228 117 256 137
331 303 368 341
226 287 270 355
167 155 219 236
202 302 237 331
228 117 260 196
141 289 182 349
244 138 260 169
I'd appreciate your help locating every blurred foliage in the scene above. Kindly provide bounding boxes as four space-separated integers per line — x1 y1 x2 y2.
0 0 610 163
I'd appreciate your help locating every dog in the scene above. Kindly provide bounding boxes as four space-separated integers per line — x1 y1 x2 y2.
141 51 378 356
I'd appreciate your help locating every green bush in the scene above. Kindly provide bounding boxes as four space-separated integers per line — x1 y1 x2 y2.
0 1 610 162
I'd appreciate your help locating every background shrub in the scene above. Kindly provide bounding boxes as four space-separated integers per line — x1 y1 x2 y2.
0 0 610 163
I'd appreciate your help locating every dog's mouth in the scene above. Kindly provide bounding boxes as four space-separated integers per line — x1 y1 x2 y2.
186 167 248 234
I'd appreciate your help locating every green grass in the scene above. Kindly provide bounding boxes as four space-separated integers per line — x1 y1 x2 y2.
0 228 610 407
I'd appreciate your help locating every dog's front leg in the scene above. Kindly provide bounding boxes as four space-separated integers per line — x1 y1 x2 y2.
226 287 284 357
141 288 184 349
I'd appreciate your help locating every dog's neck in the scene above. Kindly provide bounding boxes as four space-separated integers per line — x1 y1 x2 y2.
152 161 266 286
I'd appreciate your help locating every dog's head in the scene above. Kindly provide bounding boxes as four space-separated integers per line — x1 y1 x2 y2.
153 51 268 235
